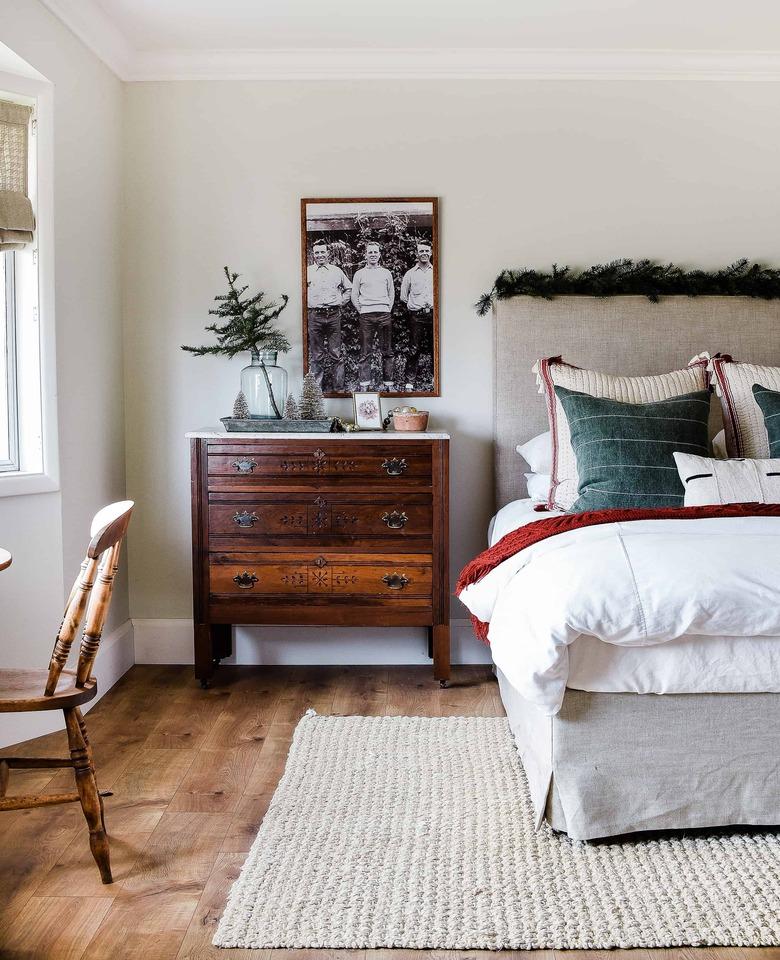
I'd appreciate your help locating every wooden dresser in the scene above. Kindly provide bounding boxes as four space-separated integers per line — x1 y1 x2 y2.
188 431 450 687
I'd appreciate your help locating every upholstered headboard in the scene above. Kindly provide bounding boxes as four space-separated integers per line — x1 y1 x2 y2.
494 295 780 508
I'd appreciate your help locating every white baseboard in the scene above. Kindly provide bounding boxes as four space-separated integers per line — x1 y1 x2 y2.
132 618 492 666
0 619 135 750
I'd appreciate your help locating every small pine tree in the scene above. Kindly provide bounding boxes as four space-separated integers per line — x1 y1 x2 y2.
283 394 300 420
182 266 290 360
181 266 290 417
232 390 250 419
299 371 326 420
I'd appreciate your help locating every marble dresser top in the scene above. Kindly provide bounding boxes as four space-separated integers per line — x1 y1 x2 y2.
186 430 450 440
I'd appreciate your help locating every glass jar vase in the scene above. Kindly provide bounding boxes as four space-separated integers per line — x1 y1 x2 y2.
240 350 288 419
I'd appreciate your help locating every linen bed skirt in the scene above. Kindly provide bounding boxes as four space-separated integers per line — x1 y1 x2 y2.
497 668 780 841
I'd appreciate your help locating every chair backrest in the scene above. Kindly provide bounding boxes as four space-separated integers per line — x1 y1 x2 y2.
45 501 134 696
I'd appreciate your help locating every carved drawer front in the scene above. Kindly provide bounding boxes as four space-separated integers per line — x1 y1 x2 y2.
209 552 433 598
207 442 432 483
208 494 433 539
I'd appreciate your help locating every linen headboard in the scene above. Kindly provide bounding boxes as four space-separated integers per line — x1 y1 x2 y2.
494 295 780 508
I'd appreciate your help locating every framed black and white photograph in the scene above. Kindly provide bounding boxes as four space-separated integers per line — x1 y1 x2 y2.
352 391 383 430
301 197 439 399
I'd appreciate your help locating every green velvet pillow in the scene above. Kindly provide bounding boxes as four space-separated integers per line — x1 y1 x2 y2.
553 385 711 512
752 382 780 457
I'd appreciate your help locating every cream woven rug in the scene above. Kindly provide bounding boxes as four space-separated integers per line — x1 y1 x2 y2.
215 713 780 950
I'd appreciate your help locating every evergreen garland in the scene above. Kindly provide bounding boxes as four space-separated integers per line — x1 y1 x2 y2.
476 259 780 316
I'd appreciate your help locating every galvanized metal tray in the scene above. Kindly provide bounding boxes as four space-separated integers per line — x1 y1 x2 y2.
220 417 334 433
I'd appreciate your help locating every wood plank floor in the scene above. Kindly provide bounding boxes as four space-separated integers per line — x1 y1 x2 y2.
0 664 777 960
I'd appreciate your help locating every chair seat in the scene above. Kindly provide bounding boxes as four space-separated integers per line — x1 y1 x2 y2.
0 669 97 712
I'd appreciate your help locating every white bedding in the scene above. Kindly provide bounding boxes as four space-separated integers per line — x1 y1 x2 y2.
465 499 780 714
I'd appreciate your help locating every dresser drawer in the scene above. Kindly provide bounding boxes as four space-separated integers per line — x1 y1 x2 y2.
207 441 432 484
208 492 433 540
209 552 432 599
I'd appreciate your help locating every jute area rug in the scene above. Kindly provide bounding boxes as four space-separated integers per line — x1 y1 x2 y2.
215 713 780 950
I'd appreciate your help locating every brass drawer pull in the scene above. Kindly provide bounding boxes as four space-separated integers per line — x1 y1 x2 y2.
382 572 410 590
233 571 258 589
233 511 258 528
382 510 408 529
232 458 257 473
382 457 408 476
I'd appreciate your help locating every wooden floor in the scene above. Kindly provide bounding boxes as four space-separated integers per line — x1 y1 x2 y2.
0 664 776 960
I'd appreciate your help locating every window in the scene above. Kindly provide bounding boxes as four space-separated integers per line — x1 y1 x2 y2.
0 85 53 494
0 251 18 470
0 242 45 481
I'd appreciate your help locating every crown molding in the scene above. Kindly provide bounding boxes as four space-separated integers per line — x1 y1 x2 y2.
34 3 780 83
40 0 134 79
126 47 780 82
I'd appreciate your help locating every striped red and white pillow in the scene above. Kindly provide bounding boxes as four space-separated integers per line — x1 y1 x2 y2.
533 355 711 511
710 356 780 458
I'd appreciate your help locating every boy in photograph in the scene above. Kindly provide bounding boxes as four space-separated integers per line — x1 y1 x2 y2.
400 240 434 390
350 241 395 390
306 239 352 392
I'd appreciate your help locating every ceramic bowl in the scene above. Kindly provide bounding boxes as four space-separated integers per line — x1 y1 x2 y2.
392 410 429 431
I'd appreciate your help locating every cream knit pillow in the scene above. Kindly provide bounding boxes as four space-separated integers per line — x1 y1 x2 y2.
534 355 711 510
710 356 780 458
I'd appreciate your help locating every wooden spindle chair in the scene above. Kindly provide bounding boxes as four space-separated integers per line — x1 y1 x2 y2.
0 500 133 884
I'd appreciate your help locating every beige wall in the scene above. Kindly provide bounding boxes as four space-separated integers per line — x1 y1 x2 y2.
123 78 780 656
0 1 127 744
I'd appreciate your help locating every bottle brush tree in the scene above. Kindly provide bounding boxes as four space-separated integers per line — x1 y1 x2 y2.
299 371 326 420
283 394 300 420
182 266 291 417
232 390 250 419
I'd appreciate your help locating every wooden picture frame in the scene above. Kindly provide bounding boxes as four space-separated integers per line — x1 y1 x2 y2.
301 197 439 399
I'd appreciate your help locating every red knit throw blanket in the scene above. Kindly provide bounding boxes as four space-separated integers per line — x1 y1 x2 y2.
455 502 780 643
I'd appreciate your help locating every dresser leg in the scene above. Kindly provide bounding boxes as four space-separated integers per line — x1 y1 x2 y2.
211 623 232 661
194 623 215 688
432 623 450 685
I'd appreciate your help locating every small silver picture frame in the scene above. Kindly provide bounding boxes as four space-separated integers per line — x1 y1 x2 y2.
352 391 383 431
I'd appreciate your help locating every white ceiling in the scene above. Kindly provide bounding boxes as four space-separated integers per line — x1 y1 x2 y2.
93 0 780 52
39 0 780 81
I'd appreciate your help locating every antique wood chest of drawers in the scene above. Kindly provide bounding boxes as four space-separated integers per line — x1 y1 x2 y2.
188 431 450 687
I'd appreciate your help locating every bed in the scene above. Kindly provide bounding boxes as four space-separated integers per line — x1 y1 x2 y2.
471 295 780 840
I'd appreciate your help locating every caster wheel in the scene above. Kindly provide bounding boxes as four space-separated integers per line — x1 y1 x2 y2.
439 679 449 688
200 678 211 690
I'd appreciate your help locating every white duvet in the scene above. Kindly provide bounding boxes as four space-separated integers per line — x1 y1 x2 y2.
459 514 780 714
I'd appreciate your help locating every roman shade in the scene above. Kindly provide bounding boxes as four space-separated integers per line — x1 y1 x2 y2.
0 100 35 251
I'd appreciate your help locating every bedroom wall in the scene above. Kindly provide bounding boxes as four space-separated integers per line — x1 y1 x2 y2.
0 2 129 746
123 79 780 664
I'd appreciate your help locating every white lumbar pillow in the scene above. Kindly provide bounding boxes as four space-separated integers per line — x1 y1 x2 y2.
516 431 552 474
525 472 551 503
673 451 780 506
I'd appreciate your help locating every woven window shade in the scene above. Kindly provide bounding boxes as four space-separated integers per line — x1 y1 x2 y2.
0 100 34 251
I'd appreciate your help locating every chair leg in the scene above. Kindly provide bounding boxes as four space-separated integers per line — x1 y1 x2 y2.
75 708 107 831
0 759 8 798
64 708 112 884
